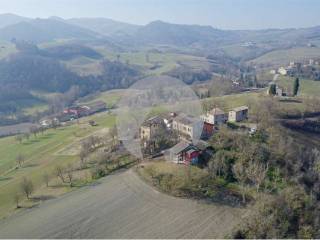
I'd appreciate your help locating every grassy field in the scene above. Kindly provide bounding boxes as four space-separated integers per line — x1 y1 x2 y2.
93 48 210 75
277 75 320 97
249 47 320 65
0 41 17 59
0 112 116 219
78 89 129 108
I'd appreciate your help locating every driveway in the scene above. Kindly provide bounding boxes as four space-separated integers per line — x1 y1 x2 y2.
0 169 246 238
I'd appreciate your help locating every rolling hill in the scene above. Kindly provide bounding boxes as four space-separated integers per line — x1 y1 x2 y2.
131 20 240 47
0 18 100 43
0 13 30 29
67 17 140 37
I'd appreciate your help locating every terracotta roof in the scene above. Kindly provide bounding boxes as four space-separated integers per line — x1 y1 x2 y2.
231 106 249 112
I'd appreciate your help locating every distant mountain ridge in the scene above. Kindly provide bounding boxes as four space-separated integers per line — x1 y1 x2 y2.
0 13 320 50
0 13 30 29
0 18 100 43
67 17 140 37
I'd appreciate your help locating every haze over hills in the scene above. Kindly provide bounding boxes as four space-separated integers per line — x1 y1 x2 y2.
0 13 320 48
0 13 30 29
67 17 140 37
0 18 100 43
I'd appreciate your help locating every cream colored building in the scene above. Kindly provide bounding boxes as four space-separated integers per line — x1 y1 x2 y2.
172 114 203 141
278 67 287 76
228 106 249 122
200 108 226 125
140 116 165 141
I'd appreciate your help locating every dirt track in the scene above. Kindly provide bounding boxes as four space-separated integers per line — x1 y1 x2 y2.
0 169 246 238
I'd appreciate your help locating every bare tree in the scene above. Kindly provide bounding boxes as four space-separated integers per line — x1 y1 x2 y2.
66 165 74 187
42 172 50 187
246 160 268 192
109 126 118 151
79 147 89 168
20 177 34 199
16 154 25 168
13 192 21 208
209 150 228 178
232 161 248 203
24 132 30 141
55 165 66 183
29 126 39 138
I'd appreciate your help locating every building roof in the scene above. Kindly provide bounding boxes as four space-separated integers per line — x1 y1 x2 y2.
209 108 225 115
159 112 178 121
231 106 249 112
174 113 201 126
141 115 164 127
170 141 193 155
186 149 198 155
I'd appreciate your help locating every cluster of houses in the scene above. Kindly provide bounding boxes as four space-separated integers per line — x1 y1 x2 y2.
140 105 249 165
40 101 107 127
271 59 320 79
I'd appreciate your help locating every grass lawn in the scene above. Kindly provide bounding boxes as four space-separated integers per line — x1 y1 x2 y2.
93 48 210 75
208 91 262 110
78 89 128 108
250 47 320 66
277 75 320 97
23 103 49 115
0 113 115 219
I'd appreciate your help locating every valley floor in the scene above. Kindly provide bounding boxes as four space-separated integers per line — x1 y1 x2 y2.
0 168 247 239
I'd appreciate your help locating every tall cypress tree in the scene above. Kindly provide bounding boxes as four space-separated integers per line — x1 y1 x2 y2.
293 77 300 96
269 83 277 96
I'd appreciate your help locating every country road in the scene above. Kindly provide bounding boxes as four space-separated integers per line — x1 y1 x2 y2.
0 169 246 238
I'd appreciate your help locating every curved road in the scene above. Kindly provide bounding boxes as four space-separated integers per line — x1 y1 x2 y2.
0 169 245 238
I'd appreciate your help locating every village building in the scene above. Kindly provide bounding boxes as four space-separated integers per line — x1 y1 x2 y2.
168 141 200 164
268 82 286 97
172 113 203 141
270 69 277 74
62 101 107 121
228 106 249 122
39 117 59 128
140 116 166 141
200 108 226 125
278 67 287 76
159 112 177 129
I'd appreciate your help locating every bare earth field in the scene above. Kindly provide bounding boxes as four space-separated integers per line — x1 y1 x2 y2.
0 168 247 239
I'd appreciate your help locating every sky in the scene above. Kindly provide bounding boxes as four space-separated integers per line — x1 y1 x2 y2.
0 0 319 30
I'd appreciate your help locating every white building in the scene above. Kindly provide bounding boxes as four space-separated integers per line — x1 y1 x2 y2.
278 67 287 76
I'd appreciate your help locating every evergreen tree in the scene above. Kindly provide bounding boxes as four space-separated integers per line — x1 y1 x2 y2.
293 77 300 96
269 83 277 96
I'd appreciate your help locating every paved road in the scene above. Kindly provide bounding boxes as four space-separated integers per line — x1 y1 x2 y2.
0 169 245 238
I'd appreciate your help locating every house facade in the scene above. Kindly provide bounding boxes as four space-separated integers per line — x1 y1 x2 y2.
200 108 226 125
172 114 203 141
169 141 200 164
228 106 249 122
140 116 166 141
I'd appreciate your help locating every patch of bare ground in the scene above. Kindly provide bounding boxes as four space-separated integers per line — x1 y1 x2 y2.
0 168 248 238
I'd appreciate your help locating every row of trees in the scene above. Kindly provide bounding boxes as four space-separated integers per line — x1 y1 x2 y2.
12 126 122 208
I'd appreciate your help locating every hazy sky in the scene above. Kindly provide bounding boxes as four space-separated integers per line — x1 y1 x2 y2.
0 0 319 30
